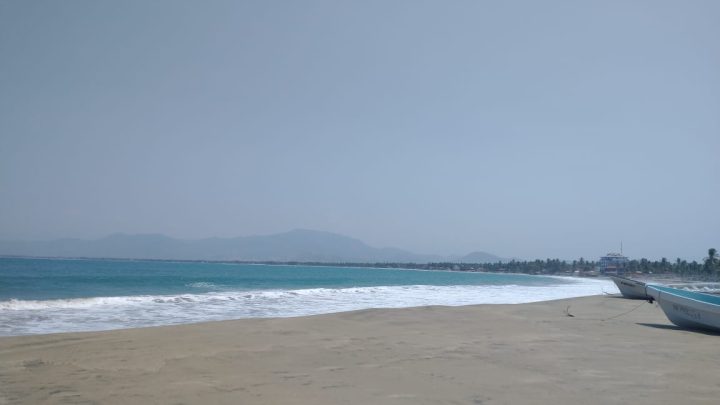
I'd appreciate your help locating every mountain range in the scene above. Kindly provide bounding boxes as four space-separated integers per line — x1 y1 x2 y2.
0 229 508 263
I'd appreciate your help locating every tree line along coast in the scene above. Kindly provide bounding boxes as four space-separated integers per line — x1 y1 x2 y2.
247 248 720 279
3 248 717 280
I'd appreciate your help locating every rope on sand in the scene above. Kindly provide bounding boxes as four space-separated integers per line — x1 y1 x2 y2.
601 300 648 321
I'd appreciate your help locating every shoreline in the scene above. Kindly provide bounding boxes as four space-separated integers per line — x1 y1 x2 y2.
2 295 719 404
0 278 615 337
1 287 610 339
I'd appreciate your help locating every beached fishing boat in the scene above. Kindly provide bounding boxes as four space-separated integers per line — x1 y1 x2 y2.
611 276 720 300
646 285 720 332
610 276 650 299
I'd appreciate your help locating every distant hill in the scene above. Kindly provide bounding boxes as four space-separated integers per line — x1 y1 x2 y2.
456 251 505 263
0 229 508 264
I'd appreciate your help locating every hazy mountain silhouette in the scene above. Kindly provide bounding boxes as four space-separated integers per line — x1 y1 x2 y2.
456 251 505 263
0 229 508 263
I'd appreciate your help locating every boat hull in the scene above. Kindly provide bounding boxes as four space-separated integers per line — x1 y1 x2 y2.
610 276 649 299
647 285 720 332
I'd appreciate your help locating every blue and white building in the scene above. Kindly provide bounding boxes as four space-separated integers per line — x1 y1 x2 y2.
598 252 629 275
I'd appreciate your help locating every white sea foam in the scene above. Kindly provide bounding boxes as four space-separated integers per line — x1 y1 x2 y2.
185 281 224 289
0 277 618 336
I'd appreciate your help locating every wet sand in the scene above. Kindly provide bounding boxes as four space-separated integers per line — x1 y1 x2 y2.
1 295 719 404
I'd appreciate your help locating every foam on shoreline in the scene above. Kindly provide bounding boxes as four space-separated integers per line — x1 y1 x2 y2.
0 277 617 336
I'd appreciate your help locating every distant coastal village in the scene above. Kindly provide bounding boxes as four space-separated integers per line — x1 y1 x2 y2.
246 247 720 280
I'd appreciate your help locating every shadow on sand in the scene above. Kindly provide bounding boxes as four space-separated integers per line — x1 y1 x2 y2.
636 323 720 336
605 294 645 300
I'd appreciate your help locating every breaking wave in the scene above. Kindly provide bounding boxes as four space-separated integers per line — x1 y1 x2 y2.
0 278 617 336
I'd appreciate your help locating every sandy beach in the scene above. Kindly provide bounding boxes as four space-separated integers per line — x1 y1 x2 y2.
1 295 719 404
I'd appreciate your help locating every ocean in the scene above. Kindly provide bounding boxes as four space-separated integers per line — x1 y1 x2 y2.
0 257 618 336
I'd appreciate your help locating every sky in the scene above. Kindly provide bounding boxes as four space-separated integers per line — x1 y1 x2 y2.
1 0 718 261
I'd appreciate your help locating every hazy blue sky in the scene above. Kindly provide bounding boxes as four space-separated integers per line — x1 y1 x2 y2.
1 0 718 260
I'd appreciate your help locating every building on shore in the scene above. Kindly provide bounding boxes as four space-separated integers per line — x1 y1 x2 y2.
597 252 629 275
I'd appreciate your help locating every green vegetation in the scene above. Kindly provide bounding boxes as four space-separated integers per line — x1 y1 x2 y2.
704 248 719 276
259 248 720 280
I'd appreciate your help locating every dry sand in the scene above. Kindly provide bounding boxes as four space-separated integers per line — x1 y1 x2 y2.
1 295 719 404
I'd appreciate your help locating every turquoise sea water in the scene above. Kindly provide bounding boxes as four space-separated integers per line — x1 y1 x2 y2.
0 257 565 301
0 257 616 336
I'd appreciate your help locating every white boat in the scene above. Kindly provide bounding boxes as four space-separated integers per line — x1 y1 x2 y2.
610 276 650 299
611 276 720 300
646 285 720 332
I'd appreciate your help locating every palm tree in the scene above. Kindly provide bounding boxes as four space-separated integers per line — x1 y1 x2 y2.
703 248 718 276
